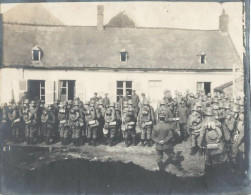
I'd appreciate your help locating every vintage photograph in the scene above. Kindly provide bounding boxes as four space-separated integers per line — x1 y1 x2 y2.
0 1 249 194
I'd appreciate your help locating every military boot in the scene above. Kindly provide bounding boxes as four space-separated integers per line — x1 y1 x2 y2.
140 139 144 146
93 139 97 147
147 139 151 147
133 137 137 146
125 138 129 147
190 147 197 155
103 136 108 145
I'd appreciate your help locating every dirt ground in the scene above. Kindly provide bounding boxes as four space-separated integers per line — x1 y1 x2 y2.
5 138 205 177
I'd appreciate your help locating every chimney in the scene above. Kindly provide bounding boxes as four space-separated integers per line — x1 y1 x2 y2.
97 5 104 31
219 9 229 33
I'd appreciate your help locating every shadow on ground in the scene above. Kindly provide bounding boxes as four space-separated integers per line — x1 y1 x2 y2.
1 147 250 194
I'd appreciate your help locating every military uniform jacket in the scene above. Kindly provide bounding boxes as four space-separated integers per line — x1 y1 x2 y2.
41 111 56 128
177 106 189 124
152 121 174 151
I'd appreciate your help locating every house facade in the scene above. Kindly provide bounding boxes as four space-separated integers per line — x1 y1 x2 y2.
0 5 242 108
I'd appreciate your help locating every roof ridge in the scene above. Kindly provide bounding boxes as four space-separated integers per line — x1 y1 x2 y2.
2 22 220 32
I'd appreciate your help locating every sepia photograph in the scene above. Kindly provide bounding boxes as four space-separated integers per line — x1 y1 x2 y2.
0 1 250 194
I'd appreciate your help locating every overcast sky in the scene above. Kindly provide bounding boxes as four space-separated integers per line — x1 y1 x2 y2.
1 2 244 57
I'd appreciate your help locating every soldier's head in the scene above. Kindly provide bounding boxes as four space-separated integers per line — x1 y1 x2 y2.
204 107 213 118
115 102 120 110
73 100 79 109
207 93 211 98
98 99 103 107
164 89 172 99
123 101 128 108
141 93 145 97
24 99 30 108
30 101 36 108
128 99 133 108
159 99 166 108
195 101 202 112
84 101 90 108
132 90 136 95
191 105 198 113
126 91 130 96
48 104 53 110
90 102 95 108
94 92 98 97
180 98 186 107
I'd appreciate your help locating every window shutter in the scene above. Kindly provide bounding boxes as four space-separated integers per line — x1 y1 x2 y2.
76 80 86 102
108 81 116 103
19 80 27 101
45 81 55 104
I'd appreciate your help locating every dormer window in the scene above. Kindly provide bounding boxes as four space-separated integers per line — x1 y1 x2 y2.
120 49 128 62
199 51 206 64
32 47 42 61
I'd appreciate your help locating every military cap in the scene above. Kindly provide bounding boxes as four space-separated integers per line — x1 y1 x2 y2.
94 92 97 95
74 100 79 106
232 104 240 113
204 107 213 116
24 99 30 104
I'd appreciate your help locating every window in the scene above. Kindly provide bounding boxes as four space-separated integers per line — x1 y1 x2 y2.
32 47 42 61
120 49 128 62
116 81 132 101
197 82 211 95
59 80 75 102
28 80 45 101
199 51 206 64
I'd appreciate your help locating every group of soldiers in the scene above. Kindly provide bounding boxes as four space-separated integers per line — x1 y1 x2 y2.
0 89 245 170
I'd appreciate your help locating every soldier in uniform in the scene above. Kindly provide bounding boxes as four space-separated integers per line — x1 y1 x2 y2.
102 93 110 108
58 101 70 145
122 100 136 147
176 98 189 141
85 102 99 146
137 101 154 147
96 100 106 144
131 90 140 117
1 103 10 141
187 105 203 155
93 92 99 103
115 102 122 140
103 103 117 146
152 110 176 171
24 101 38 144
41 104 56 144
69 100 83 146
7 100 22 143
198 107 228 166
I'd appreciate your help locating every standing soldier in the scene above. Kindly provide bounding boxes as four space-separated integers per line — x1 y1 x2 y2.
58 102 70 145
37 100 45 143
8 100 22 143
115 102 122 140
122 100 136 147
152 111 176 172
85 101 99 146
1 104 10 141
41 104 56 144
131 90 140 117
124 91 130 102
96 100 106 144
198 107 228 167
137 101 154 147
103 103 117 146
24 101 38 144
156 100 168 123
102 93 110 108
187 105 203 155
176 98 189 141
69 100 83 146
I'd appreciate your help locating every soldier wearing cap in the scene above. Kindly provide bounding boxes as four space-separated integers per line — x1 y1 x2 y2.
102 93 110 108
1 103 10 141
122 100 136 146
124 91 130 102
187 105 203 155
103 102 117 146
41 104 56 144
231 106 244 165
176 98 189 142
85 101 99 146
198 107 228 166
8 99 22 143
137 100 154 147
93 92 99 103
115 102 122 139
69 100 83 146
24 100 38 144
152 108 176 171
58 101 70 145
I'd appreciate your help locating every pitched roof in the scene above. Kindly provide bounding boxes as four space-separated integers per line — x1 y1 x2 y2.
2 23 241 70
2 4 64 26
214 81 233 92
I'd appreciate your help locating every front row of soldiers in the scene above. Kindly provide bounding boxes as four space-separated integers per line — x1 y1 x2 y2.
1 98 156 148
